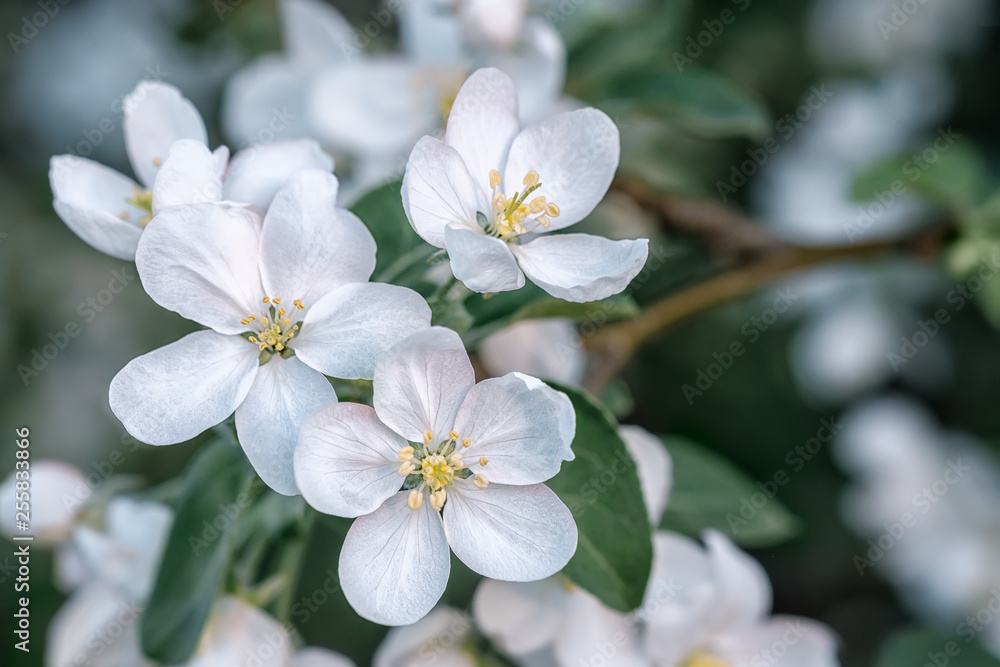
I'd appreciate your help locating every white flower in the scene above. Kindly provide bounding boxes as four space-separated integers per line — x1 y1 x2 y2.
186 597 292 667
294 647 358 667
619 426 673 527
1 460 87 546
109 171 432 495
643 530 840 667
479 318 587 387
294 327 578 625
49 80 333 260
374 606 476 667
402 68 648 302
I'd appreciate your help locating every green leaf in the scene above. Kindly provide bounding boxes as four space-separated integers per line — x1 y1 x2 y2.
140 439 256 663
608 66 770 140
876 628 1000 667
852 143 989 214
658 437 801 548
546 383 653 612
349 180 427 279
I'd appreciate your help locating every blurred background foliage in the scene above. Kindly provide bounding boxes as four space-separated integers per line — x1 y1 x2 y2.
1 0 999 665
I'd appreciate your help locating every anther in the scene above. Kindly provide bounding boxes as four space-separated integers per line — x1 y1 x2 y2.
448 430 459 441
398 462 416 477
545 202 561 217
489 169 501 190
462 438 471 448
262 296 270 304
407 490 423 510
430 489 447 510
473 474 489 490
523 171 540 187
398 446 415 462
479 457 488 466
423 430 433 445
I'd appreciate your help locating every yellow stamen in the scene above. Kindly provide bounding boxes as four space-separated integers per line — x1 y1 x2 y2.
430 489 447 510
528 197 547 214
489 169 501 189
423 430 433 445
398 462 416 477
462 437 471 448
262 296 270 304
479 457 488 466
153 157 162 167
523 170 540 187
681 653 729 667
448 430 459 441
241 318 250 326
407 490 423 510
398 446 414 462
545 202 561 217
473 474 489 490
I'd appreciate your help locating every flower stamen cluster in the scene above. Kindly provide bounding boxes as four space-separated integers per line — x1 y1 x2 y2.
399 430 490 511
241 296 306 354
485 169 561 239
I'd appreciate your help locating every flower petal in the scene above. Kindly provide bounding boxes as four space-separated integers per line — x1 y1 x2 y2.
109 330 259 445
398 0 465 65
49 155 144 260
152 140 228 214
123 81 207 188
402 136 480 248
259 170 377 305
453 373 574 485
445 68 521 204
295 403 407 518
445 225 525 294
235 356 337 496
187 597 292 667
554 588 648 667
136 203 265 334
479 318 585 387
310 58 439 156
619 426 673 526
642 532 718 664
503 108 619 230
703 529 772 634
513 234 648 303
294 283 432 380
443 482 577 581
459 0 527 49
223 55 313 143
0 461 87 545
712 616 841 667
281 0 356 67
494 19 566 124
47 585 151 667
340 492 451 626
374 606 472 667
472 578 566 656
224 139 334 210
373 327 475 443
294 647 357 667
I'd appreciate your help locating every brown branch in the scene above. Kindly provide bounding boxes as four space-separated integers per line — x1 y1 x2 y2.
582 224 952 394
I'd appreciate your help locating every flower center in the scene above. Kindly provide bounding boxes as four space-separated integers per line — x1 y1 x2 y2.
482 169 561 240
682 653 729 667
121 187 153 227
240 296 306 358
398 430 489 511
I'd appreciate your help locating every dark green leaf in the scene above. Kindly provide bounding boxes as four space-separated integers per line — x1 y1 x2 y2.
658 436 801 548
546 383 653 612
140 439 256 663
876 628 1000 667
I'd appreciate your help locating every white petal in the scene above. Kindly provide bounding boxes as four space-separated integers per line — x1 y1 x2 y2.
224 139 334 210
704 530 772 635
554 588 649 667
295 403 407 517
373 327 475 443
0 461 87 545
459 0 527 49
503 108 620 230
398 0 465 65
123 81 207 188
310 58 439 156
445 68 521 204
472 578 566 656
259 170 377 305
294 283 432 380
712 616 841 667
281 0 356 67
235 356 337 496
223 55 313 143
47 585 150 667
187 597 291 667
294 647 357 667
49 155 144 260
136 203 265 334
374 606 473 667
98 498 173 598
619 426 673 526
443 482 577 581
402 136 481 248
479 318 586 387
453 373 574 485
642 532 718 664
340 492 451 626
109 331 259 445
445 225 525 294
513 234 648 303
151 139 228 214
495 19 566 124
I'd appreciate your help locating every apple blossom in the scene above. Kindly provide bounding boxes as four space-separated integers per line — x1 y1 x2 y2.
402 68 649 302
374 606 477 667
109 170 431 495
1 460 88 546
49 80 333 260
294 327 577 625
